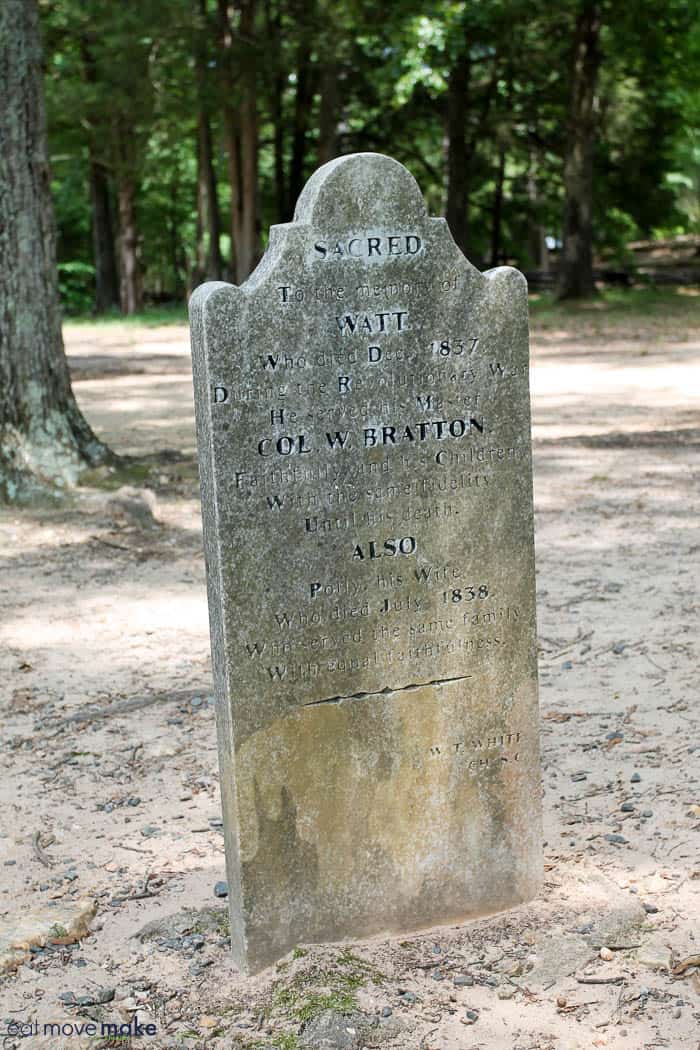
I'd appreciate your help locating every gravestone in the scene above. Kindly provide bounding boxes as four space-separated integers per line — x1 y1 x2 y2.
190 153 542 974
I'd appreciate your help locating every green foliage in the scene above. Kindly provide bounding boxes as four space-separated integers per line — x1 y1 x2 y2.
39 0 700 309
58 261 95 315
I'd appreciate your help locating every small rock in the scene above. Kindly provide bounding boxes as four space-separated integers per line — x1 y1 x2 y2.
399 991 416 1004
453 975 473 987
380 1007 392 1018
4 860 16 867
631 773 641 783
214 881 228 898
604 833 628 844
557 997 567 1008
621 802 634 813
209 817 224 828
140 826 159 838
642 809 653 818
466 1009 479 1021
571 772 587 782
637 941 669 971
431 944 441 954
58 992 77 1004
606 731 624 741
673 1008 682 1019
497 987 515 1000
599 947 614 961
612 643 626 655
127 797 141 807
561 660 573 670
629 886 638 894
643 902 659 914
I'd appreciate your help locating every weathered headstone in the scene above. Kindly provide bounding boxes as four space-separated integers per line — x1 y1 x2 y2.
190 153 542 974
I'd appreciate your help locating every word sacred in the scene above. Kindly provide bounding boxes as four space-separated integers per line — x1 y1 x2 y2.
313 234 422 259
256 416 485 457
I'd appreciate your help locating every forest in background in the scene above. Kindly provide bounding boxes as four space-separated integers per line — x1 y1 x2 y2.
41 0 700 314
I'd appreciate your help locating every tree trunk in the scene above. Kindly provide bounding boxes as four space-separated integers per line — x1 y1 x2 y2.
196 110 223 280
527 157 549 273
193 0 222 283
558 0 602 299
317 61 339 166
238 0 260 280
490 145 506 267
218 0 260 284
117 175 142 314
80 36 119 313
286 43 314 218
89 156 119 312
0 0 110 500
265 0 286 221
445 49 471 256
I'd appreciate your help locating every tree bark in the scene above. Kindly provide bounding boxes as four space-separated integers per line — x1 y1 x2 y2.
80 37 119 313
490 145 506 267
286 43 314 218
445 49 471 256
88 157 119 312
558 0 602 299
196 109 223 281
218 0 260 283
193 0 222 283
317 61 339 166
0 0 110 499
117 174 142 314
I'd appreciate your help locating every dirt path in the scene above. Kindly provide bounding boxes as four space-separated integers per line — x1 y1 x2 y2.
1 300 698 1049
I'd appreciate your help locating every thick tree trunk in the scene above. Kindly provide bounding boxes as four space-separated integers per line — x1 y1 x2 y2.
445 50 471 256
218 0 260 283
89 156 119 312
558 0 602 299
0 0 110 499
317 62 339 166
117 176 142 314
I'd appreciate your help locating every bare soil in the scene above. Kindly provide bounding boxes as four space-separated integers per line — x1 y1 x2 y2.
1 297 699 1049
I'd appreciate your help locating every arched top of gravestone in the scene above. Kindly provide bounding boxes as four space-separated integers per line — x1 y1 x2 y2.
294 152 428 228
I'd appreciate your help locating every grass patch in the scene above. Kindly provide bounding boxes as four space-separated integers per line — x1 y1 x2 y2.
65 304 188 327
270 949 385 1025
246 1035 300 1050
529 285 700 329
79 461 154 491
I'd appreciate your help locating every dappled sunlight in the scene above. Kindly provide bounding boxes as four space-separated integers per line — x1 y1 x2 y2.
74 375 197 456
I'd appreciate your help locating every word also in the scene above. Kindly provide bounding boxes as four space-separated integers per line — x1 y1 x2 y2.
352 536 417 561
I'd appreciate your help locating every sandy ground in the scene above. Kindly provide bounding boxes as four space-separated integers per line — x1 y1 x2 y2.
1 298 699 1050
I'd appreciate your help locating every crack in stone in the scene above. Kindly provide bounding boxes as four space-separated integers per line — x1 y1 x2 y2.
302 674 473 708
